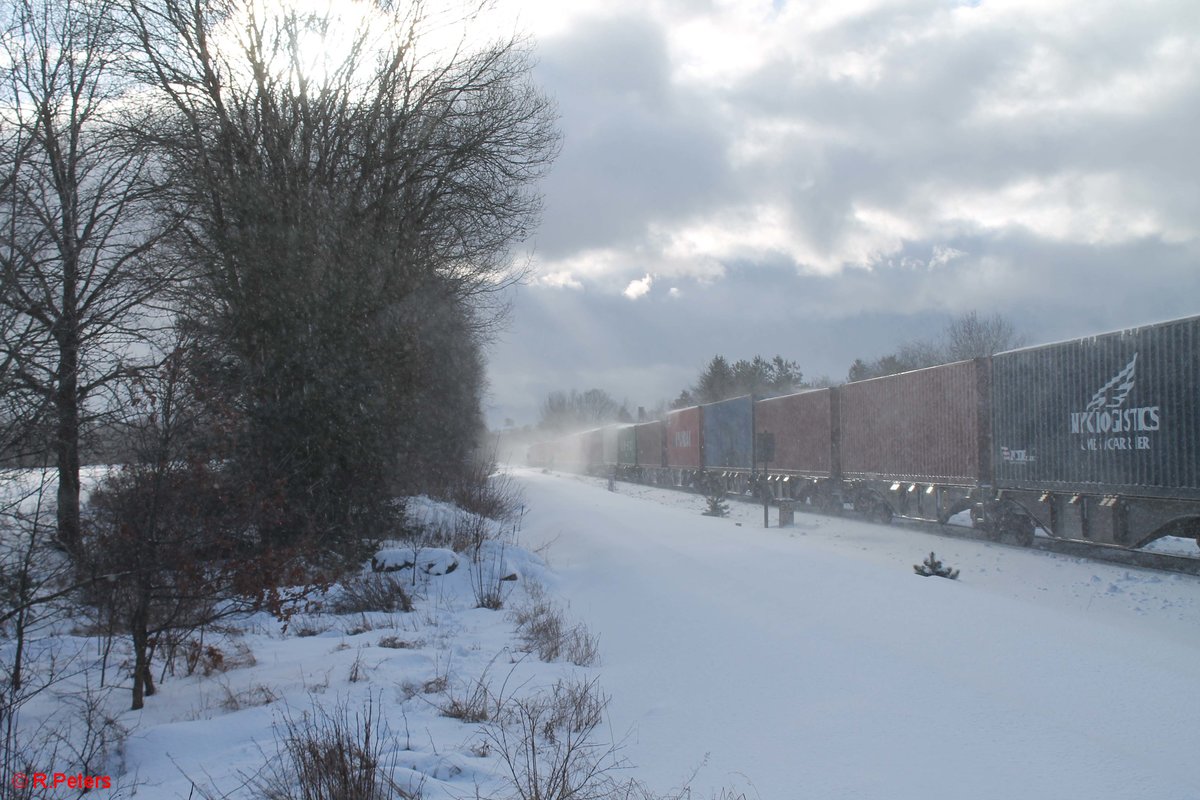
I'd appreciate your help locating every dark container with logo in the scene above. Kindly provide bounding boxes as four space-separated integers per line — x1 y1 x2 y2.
702 395 755 470
666 406 703 469
634 420 665 468
754 389 836 476
839 359 990 485
991 316 1200 499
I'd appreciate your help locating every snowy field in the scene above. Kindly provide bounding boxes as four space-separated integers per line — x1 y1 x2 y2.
514 468 1200 800
7 469 1200 799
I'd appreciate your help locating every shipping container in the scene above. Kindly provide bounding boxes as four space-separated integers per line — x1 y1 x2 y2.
562 430 585 471
553 432 578 470
581 427 604 472
839 359 989 485
601 426 621 467
702 395 755 471
617 425 638 466
991 315 1200 499
634 420 665 468
754 389 835 476
666 406 702 469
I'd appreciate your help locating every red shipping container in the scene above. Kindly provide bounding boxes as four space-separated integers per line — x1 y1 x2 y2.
838 359 989 485
666 406 702 469
755 389 834 476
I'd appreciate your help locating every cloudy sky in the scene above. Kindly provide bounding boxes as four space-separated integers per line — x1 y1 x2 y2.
477 0 1200 426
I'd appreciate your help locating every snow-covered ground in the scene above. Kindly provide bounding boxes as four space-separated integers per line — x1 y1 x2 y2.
5 495 594 800
7 471 1200 798
514 468 1200 799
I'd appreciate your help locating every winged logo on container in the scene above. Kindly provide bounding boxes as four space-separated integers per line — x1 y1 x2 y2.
1085 353 1137 411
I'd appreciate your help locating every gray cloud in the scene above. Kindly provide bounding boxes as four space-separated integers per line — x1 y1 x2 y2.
532 15 733 257
487 0 1200 426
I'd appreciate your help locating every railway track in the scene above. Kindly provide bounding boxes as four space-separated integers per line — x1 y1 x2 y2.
717 487 1200 576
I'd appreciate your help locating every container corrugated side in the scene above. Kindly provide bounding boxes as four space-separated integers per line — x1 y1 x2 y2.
634 420 665 468
666 406 702 469
839 359 988 484
991 315 1200 499
754 389 834 476
617 426 637 466
702 395 754 470
601 426 621 466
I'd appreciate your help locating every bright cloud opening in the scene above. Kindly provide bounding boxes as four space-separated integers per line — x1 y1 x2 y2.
623 274 653 300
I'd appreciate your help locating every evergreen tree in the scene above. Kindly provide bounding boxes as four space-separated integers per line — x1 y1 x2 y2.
695 356 736 403
914 552 959 579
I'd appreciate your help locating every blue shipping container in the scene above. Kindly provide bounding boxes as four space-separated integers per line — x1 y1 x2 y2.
702 395 754 470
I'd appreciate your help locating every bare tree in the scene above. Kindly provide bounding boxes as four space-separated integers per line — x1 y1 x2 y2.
537 388 626 433
126 0 558 548
943 310 1026 360
0 0 177 551
848 311 1025 381
80 341 289 710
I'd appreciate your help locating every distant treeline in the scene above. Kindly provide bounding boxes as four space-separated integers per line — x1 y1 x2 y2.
533 312 1022 431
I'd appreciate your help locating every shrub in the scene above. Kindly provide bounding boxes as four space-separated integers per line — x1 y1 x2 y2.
220 682 279 711
251 699 416 800
470 545 515 610
511 596 600 667
442 460 525 523
412 510 494 555
376 636 414 650
439 677 492 723
484 677 617 800
332 574 413 614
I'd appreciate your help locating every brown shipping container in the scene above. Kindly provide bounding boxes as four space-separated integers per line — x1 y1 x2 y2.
839 359 989 485
635 420 666 468
755 389 835 476
666 406 702 469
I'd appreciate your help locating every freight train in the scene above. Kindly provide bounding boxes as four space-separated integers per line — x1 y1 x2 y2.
527 315 1200 550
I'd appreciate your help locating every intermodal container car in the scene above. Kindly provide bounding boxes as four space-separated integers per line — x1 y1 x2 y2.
702 395 754 470
666 406 702 469
839 359 989 485
754 389 836 477
581 427 604 472
617 425 638 467
601 425 621 467
634 420 665 468
992 316 1200 499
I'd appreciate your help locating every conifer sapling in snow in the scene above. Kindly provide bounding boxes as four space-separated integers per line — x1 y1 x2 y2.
914 552 959 579
702 492 730 517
